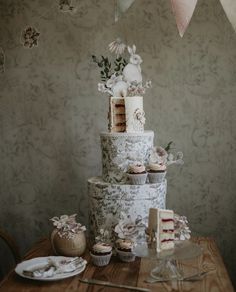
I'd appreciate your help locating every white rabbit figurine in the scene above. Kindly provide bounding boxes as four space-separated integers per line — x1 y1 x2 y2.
123 45 142 84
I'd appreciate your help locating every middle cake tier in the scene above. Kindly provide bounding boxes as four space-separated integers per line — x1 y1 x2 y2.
100 131 154 184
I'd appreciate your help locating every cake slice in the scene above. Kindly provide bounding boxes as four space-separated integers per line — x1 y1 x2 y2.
109 97 126 132
148 208 175 253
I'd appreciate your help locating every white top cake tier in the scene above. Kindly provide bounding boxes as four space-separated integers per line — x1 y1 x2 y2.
109 96 145 133
100 131 154 184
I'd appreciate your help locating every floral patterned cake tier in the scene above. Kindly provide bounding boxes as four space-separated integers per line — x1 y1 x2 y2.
88 176 166 242
100 131 154 184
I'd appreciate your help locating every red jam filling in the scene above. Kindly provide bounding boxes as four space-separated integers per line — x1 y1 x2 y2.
161 219 174 222
161 239 174 243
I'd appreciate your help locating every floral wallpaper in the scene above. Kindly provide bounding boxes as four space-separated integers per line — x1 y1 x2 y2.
0 0 235 284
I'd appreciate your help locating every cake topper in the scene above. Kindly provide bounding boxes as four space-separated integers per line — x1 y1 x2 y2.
92 38 151 98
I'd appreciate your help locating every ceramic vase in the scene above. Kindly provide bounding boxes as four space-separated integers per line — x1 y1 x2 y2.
50 229 86 257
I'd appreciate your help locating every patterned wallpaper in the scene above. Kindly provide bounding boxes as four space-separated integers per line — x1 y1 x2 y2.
0 0 235 284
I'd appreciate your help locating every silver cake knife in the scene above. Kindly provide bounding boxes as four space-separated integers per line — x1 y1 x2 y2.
80 278 150 292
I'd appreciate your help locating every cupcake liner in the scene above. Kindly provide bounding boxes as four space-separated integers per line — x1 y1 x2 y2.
116 249 136 262
127 173 147 185
148 171 166 183
90 251 112 267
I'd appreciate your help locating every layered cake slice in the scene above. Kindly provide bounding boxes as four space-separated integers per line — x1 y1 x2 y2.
148 208 175 252
109 97 126 132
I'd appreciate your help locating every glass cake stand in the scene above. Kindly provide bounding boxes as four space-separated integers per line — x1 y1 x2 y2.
134 240 203 282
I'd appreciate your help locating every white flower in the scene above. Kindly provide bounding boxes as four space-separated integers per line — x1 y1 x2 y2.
134 109 146 125
167 151 184 166
174 214 191 241
114 214 146 241
108 38 126 56
98 83 106 92
145 80 152 88
150 146 168 165
50 214 86 239
95 228 110 243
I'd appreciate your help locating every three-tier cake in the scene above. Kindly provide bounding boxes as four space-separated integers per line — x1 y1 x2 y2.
88 40 167 241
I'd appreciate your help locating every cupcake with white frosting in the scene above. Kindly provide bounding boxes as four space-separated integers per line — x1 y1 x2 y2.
127 163 147 185
90 242 112 266
148 163 167 183
116 239 136 262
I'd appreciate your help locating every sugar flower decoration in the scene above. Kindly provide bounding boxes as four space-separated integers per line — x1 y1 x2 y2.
114 213 146 242
134 108 146 126
95 228 111 244
174 214 191 241
50 214 86 239
97 83 113 95
150 146 168 165
150 142 184 166
167 151 184 166
108 38 126 57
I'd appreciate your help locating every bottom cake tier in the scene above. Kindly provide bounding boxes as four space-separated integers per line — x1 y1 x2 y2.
88 176 167 241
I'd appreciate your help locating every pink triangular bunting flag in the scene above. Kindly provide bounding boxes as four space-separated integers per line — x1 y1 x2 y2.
219 0 236 32
171 0 198 37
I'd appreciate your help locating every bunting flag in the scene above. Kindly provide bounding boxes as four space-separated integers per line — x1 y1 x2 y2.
219 0 236 32
171 0 198 37
114 0 236 35
115 0 135 22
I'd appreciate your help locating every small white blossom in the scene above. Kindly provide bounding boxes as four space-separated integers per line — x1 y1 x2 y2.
98 83 113 95
95 228 111 244
167 151 184 166
134 109 146 125
174 214 191 241
145 80 152 88
98 83 106 92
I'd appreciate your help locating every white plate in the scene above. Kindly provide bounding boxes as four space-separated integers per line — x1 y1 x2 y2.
15 256 86 281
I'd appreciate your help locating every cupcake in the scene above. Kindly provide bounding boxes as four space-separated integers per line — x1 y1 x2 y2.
127 164 147 185
116 239 136 262
148 163 167 183
90 242 112 266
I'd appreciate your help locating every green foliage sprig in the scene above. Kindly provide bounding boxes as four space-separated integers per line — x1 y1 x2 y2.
92 55 127 82
114 56 127 74
165 141 174 153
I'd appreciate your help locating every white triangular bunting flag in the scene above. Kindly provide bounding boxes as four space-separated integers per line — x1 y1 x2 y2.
115 0 135 22
219 0 236 32
171 0 198 37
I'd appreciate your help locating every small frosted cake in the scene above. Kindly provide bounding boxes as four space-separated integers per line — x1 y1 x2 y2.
116 239 136 262
148 163 166 183
90 243 112 266
127 164 147 185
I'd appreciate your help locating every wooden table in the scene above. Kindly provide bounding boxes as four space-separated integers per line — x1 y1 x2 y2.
0 237 234 292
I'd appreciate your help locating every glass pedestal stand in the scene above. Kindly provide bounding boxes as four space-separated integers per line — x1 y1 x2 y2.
134 240 202 282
